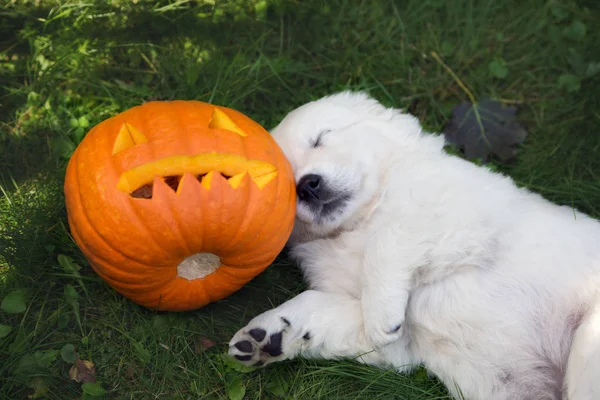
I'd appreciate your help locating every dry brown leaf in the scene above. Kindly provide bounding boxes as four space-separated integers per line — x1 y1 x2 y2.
194 336 216 353
68 358 96 383
124 364 140 380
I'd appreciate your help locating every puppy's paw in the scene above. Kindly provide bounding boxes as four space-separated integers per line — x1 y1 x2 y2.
364 318 404 349
362 303 405 349
228 312 309 367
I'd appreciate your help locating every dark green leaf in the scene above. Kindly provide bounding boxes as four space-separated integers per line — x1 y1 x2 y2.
33 350 59 368
64 284 82 330
566 48 586 76
443 98 528 163
227 376 246 400
57 313 70 329
550 4 569 21
64 284 79 306
132 341 151 365
562 20 586 41
558 74 581 93
8 326 30 353
61 343 77 363
58 254 81 273
219 353 260 373
15 350 58 374
82 381 106 396
441 41 454 56
413 368 430 381
75 127 86 143
1 290 27 314
586 62 600 78
51 136 76 159
488 59 508 79
151 315 169 334
266 374 289 397
0 324 12 338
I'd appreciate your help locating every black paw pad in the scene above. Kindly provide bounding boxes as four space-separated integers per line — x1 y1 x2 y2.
235 340 253 353
262 332 283 357
235 354 252 361
249 328 266 342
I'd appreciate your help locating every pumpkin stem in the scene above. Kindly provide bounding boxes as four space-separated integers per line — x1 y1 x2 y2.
177 253 221 280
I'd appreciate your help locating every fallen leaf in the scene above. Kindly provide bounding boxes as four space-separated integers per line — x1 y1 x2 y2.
194 336 216 353
27 377 49 399
124 365 139 380
443 98 527 163
69 358 96 383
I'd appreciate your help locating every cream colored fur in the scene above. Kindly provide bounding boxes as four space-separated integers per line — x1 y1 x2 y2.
229 91 600 400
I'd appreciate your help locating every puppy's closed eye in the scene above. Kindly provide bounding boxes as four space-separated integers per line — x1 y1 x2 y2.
310 129 331 148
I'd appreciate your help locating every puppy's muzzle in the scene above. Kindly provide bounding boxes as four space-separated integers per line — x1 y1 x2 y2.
297 174 323 204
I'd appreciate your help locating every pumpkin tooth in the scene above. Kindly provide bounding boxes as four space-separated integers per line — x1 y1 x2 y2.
252 170 278 189
199 171 215 190
208 108 247 137
227 172 246 189
176 173 195 195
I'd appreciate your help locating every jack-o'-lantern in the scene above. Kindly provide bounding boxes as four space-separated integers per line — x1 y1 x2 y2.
64 100 296 311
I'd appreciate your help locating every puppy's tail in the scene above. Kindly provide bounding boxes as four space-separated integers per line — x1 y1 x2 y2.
564 303 600 400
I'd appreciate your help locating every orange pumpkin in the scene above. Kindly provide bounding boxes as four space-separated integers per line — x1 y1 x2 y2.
63 100 296 311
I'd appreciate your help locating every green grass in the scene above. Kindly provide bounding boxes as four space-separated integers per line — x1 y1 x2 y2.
1 0 599 399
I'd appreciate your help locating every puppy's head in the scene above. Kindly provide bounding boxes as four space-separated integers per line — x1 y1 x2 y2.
271 91 428 243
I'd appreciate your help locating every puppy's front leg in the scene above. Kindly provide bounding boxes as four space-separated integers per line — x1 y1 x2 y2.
361 228 419 349
228 290 383 367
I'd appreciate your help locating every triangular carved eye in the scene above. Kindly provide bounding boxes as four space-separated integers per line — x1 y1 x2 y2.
208 108 247 137
112 122 148 155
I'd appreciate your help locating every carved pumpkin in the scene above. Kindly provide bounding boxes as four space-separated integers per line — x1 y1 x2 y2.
64 100 296 311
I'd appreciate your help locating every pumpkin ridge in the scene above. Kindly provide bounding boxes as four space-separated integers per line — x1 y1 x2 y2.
72 146 160 266
228 136 284 254
220 124 256 254
101 156 177 260
236 138 295 261
150 176 194 256
114 147 188 260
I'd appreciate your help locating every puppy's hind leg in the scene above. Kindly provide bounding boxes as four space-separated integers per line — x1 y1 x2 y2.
564 304 600 400
228 290 413 367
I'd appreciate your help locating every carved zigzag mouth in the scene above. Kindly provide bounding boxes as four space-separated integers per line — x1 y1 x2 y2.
117 153 278 199
111 106 278 199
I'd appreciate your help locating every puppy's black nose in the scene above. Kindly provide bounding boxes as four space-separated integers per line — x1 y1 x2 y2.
297 174 323 202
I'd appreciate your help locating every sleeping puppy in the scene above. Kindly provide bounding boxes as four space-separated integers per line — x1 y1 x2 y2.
228 91 600 400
